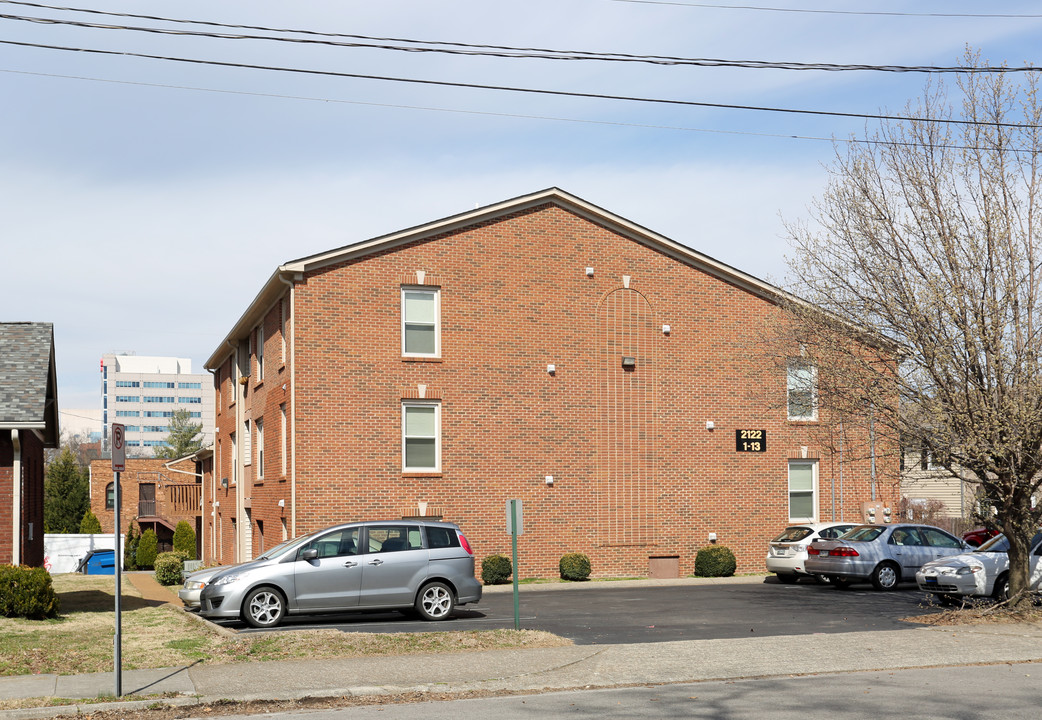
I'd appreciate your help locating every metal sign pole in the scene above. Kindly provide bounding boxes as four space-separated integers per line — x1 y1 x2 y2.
114 469 122 698
111 422 125 698
510 499 520 631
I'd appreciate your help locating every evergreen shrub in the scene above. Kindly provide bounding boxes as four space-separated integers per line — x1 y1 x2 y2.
694 545 737 577
136 528 159 570
0 565 61 619
79 510 102 534
172 521 196 560
559 552 591 581
154 551 189 586
481 554 512 585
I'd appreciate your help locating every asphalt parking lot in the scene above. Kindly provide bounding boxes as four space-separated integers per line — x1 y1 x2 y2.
225 577 942 644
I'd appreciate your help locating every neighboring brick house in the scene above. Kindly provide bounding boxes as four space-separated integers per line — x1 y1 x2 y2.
89 456 203 554
201 188 896 577
1 322 59 567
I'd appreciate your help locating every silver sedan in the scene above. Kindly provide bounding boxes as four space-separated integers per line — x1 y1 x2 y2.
916 531 1042 603
804 523 968 590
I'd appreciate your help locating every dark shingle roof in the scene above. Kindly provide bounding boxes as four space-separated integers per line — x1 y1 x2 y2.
0 322 59 444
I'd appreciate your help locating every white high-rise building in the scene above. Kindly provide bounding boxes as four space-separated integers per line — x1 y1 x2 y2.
100 354 214 457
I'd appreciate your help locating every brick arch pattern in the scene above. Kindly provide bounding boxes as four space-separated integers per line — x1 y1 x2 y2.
596 287 657 546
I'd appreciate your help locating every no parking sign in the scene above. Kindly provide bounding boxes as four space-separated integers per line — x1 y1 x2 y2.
111 423 125 472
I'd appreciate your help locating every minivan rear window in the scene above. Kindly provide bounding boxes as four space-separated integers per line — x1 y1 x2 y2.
427 527 461 549
772 527 813 543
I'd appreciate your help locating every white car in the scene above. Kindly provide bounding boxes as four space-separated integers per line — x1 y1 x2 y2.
178 566 222 610
916 530 1042 603
766 522 856 583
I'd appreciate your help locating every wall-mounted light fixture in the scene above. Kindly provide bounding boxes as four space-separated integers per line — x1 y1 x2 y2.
278 499 285 507
621 356 636 369
662 324 671 335
706 420 715 431
708 532 717 543
545 475 554 486
585 267 594 277
547 364 556 375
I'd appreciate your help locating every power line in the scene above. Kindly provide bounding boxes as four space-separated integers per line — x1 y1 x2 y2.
0 3 1038 74
2 67 1030 154
607 0 1042 19
4 39 1040 129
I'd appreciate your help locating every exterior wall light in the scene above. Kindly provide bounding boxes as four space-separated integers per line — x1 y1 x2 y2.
621 356 636 369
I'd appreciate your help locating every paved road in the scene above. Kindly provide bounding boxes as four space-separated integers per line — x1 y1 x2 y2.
224 662 1042 720
225 578 941 643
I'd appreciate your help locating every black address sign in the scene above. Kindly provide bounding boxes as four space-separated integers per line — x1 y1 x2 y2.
735 429 767 453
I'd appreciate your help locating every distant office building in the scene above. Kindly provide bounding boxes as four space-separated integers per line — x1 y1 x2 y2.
100 354 214 457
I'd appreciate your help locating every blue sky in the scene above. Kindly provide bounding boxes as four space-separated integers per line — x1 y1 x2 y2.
2 0 1041 426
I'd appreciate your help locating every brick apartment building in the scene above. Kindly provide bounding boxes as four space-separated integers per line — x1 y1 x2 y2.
89 456 204 554
201 188 896 577
1 322 59 567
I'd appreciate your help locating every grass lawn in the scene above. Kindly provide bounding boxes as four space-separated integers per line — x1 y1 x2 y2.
0 574 568 678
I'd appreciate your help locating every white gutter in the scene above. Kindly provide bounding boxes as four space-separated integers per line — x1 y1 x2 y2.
10 431 21 566
278 275 297 537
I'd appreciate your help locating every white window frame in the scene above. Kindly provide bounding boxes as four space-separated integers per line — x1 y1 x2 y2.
401 287 441 358
280 403 287 476
787 361 818 421
281 297 289 362
256 417 264 479
402 401 441 472
788 460 818 522
256 322 265 381
243 419 252 466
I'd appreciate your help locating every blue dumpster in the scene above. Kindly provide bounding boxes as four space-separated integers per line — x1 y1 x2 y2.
83 550 116 575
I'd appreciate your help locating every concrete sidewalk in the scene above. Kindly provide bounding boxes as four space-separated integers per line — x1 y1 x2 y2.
3 575 1042 719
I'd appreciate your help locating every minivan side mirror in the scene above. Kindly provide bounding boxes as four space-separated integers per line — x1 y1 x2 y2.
301 548 319 561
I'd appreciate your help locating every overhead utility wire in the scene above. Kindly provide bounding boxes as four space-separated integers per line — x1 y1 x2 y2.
0 6 1038 73
608 0 1042 18
3 39 1038 130
3 67 1020 154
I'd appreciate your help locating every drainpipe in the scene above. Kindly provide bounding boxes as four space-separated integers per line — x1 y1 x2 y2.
278 273 297 538
10 431 20 566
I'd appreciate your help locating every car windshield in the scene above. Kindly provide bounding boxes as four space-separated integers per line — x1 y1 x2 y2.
976 531 1042 553
772 527 813 542
256 532 316 561
841 526 885 542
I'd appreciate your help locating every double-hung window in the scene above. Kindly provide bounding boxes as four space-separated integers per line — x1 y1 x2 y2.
787 360 817 421
402 402 440 472
788 461 817 522
256 417 265 479
402 288 440 357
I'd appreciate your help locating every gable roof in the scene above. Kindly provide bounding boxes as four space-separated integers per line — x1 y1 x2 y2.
206 187 798 369
0 322 60 446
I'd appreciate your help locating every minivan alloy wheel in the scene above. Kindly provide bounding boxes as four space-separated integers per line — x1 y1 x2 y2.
416 581 455 621
244 587 286 628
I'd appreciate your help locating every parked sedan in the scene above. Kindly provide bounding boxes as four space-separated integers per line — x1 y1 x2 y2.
178 566 220 610
766 522 856 583
916 530 1042 602
804 523 968 590
197 519 482 628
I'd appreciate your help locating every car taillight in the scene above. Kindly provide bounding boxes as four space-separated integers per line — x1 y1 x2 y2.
831 546 859 557
458 532 473 555
807 546 820 555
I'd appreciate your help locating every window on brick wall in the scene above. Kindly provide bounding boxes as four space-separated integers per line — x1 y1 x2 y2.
106 482 115 510
788 461 817 522
402 402 440 472
402 288 440 357
256 417 264 479
256 322 265 381
787 360 817 421
280 403 287 476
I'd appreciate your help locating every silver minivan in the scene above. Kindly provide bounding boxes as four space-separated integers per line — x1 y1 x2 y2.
196 520 482 627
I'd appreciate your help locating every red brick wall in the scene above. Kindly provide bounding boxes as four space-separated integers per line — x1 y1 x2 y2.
89 457 200 544
0 431 13 564
211 203 898 578
0 430 46 567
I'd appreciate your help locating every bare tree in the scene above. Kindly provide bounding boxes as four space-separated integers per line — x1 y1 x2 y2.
782 56 1042 606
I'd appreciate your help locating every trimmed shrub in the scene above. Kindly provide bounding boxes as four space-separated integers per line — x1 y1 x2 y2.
481 554 513 585
0 565 61 619
124 523 139 571
559 552 591 581
136 528 158 570
79 509 102 534
154 551 189 586
172 521 196 560
694 545 737 578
